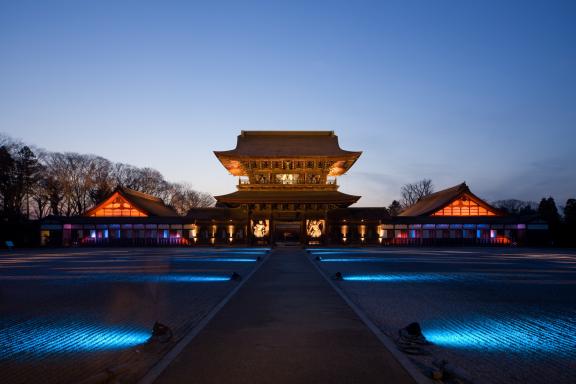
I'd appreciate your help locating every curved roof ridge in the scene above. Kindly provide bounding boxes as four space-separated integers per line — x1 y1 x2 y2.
118 186 164 202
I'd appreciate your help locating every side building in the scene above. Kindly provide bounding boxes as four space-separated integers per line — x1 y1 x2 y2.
40 131 548 246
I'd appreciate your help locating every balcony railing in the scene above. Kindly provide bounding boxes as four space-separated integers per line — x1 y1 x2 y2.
238 178 337 186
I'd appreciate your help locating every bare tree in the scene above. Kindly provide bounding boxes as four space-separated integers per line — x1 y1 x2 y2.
2 133 215 219
165 182 215 215
400 179 434 208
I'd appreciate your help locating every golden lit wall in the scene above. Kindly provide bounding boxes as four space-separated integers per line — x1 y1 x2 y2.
432 197 497 216
89 195 148 217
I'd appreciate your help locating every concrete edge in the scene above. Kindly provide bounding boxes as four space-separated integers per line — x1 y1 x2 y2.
137 251 271 384
307 255 433 384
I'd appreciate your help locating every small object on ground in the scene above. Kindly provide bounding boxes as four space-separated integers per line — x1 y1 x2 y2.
151 321 173 343
398 322 431 345
396 322 431 355
333 272 343 280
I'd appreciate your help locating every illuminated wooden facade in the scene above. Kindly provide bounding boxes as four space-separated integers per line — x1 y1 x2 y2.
214 131 361 243
40 132 548 247
85 191 148 217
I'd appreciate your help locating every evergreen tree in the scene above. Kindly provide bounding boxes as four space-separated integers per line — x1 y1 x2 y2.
0 146 17 218
14 146 41 218
564 199 576 225
388 200 402 216
537 197 560 224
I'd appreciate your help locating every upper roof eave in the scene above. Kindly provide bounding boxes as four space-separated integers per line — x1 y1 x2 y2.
214 130 362 159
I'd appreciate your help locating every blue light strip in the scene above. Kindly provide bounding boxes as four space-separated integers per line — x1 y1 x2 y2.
152 275 231 282
0 319 150 359
423 314 576 353
317 257 389 262
342 273 454 282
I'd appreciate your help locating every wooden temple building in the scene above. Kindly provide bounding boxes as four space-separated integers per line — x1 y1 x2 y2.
40 131 548 246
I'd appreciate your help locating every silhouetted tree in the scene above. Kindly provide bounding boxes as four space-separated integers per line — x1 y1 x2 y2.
388 200 402 216
400 179 434 207
493 199 537 216
538 197 560 224
14 146 41 218
166 182 215 215
564 199 576 225
0 146 17 218
538 197 561 244
1 134 215 218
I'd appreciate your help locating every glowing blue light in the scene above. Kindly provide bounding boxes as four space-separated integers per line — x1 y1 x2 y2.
343 273 454 282
423 315 576 353
318 257 390 262
0 320 150 360
77 274 233 283
174 258 258 263
155 275 231 282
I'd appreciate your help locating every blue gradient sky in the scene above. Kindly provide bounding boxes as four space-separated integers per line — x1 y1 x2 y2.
1 0 575 206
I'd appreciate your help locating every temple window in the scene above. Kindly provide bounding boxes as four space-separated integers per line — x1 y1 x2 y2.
89 196 147 217
276 174 299 184
432 197 497 216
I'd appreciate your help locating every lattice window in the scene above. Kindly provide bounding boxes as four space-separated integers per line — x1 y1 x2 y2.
432 197 497 216
89 195 147 217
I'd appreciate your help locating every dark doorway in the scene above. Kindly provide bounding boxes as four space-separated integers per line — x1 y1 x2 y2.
274 222 301 243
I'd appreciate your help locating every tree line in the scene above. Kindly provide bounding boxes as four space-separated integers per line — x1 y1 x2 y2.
0 134 214 220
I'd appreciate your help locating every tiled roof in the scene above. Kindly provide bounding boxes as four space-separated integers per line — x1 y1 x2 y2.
117 187 179 216
214 131 361 158
84 187 178 217
215 190 360 206
399 182 501 217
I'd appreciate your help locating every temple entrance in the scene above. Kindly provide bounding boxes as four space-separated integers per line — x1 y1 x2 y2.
274 222 301 243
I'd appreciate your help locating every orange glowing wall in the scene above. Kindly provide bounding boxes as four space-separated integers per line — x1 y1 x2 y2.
89 194 148 217
432 197 497 216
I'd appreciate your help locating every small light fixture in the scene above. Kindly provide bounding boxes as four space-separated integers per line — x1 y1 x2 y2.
230 272 242 281
333 272 343 281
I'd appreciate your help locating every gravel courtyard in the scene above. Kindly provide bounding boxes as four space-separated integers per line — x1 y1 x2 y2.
310 247 576 384
0 247 267 384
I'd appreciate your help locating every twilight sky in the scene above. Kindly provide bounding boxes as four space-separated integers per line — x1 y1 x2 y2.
1 0 575 207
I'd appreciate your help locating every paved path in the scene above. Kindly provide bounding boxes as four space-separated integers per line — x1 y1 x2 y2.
153 248 415 384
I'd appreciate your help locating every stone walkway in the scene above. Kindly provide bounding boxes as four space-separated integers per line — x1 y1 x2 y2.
153 248 415 384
